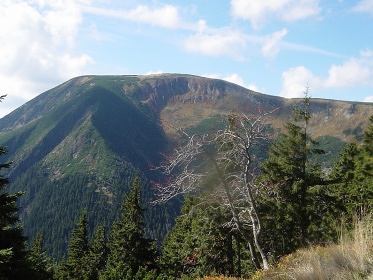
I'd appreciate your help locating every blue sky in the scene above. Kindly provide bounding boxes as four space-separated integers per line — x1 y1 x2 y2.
1 0 373 117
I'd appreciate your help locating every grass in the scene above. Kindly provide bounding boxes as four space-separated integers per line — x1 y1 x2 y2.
198 214 372 280
251 214 373 280
199 277 247 280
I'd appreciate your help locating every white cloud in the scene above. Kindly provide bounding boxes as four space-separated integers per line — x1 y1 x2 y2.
280 66 320 98
363 96 373 102
57 54 93 78
246 84 260 92
184 29 247 59
280 51 373 98
222 73 246 87
203 73 259 91
324 50 373 88
184 25 292 60
231 0 320 28
84 4 182 29
352 0 373 14
144 70 164 75
261 29 288 58
0 0 93 117
43 0 82 46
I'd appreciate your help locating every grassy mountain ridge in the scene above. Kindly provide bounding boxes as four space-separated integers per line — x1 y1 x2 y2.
0 74 371 259
0 76 171 258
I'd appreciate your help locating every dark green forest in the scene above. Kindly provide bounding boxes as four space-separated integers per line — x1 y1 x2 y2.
1 93 372 279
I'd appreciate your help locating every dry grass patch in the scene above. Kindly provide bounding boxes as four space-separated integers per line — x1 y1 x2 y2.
199 277 247 280
250 215 373 280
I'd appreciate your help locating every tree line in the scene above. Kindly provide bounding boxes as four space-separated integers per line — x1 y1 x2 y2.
1 94 372 279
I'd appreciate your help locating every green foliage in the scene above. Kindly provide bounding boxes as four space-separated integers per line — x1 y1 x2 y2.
54 212 108 280
329 116 373 218
331 143 360 182
53 258 70 280
54 211 91 280
0 150 33 279
99 261 133 280
161 196 254 278
363 116 373 156
66 211 90 279
0 78 372 279
102 176 159 279
160 197 199 278
48 108 372 279
311 135 346 169
0 248 13 267
86 225 108 279
28 233 52 280
0 81 172 260
259 93 338 257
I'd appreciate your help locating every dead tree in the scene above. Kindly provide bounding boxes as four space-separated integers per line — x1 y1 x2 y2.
153 110 276 270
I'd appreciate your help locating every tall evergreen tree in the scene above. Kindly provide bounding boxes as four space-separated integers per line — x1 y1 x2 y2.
260 91 335 256
102 177 158 279
57 210 90 280
360 115 373 186
363 116 373 157
0 95 34 279
0 154 29 279
160 196 253 278
28 233 52 280
86 225 108 280
330 116 373 217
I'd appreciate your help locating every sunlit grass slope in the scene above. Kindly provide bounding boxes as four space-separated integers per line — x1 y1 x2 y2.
199 215 372 280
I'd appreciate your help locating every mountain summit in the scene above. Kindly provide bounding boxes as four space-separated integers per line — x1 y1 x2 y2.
0 74 371 258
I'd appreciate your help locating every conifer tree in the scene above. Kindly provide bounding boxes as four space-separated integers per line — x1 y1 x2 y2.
360 116 373 212
0 100 34 279
0 159 29 279
86 225 107 280
363 116 373 157
360 116 373 186
64 210 90 279
330 116 373 217
53 257 69 280
260 90 334 255
160 196 241 278
28 233 52 280
103 177 158 279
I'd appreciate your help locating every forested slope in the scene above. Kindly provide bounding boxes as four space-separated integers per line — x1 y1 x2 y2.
0 74 371 263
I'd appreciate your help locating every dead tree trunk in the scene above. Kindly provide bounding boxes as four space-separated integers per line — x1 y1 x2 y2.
153 110 276 271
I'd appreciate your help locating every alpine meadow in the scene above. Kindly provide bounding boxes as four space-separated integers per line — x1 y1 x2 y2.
0 74 372 279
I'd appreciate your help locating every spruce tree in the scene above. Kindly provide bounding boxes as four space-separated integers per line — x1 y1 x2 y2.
160 196 250 278
160 197 198 278
86 225 107 280
330 116 373 217
360 115 373 187
0 138 33 279
28 233 52 280
360 116 373 213
103 177 158 279
260 91 334 255
363 116 373 157
64 210 90 280
53 257 69 280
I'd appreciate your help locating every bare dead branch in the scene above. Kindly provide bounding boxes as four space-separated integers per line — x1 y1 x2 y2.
152 109 278 269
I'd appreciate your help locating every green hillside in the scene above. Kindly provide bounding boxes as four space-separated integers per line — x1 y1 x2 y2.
0 74 371 260
0 76 171 259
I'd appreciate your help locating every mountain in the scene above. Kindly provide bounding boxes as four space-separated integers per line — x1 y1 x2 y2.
0 74 371 259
